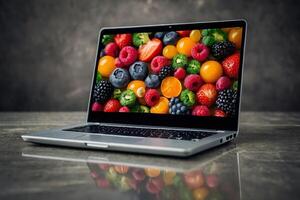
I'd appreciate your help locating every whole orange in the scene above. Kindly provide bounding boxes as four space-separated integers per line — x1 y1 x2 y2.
200 61 223 83
98 56 116 77
176 37 196 57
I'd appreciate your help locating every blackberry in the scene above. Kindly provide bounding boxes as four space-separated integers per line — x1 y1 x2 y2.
93 80 114 103
211 41 235 60
168 98 190 115
216 89 237 116
158 66 174 80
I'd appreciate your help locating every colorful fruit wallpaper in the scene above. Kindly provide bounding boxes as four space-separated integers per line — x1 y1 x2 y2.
92 27 243 117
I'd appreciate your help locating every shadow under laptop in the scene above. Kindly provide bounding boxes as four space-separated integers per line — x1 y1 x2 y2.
22 143 241 200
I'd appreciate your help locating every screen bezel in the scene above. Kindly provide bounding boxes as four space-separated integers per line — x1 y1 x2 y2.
87 20 247 131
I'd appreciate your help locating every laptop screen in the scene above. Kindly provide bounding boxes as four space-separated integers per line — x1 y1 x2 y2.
88 21 246 130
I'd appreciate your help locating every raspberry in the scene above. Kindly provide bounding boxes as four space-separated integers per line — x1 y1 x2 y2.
216 76 231 91
119 106 130 112
104 99 121 112
174 67 186 80
115 58 126 68
151 56 170 74
119 46 138 66
191 43 209 62
192 105 210 116
144 89 160 107
104 42 119 57
184 74 203 92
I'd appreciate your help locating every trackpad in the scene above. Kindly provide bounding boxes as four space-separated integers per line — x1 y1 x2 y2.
79 134 144 144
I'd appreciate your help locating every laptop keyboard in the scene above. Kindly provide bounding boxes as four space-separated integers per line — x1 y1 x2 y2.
64 125 216 141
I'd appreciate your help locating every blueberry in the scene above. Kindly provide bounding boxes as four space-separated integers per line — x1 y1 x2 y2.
172 105 176 110
163 31 179 45
170 98 175 105
154 32 165 40
176 110 181 115
169 108 172 113
176 103 182 108
174 98 179 103
181 106 187 112
129 61 148 80
109 68 130 88
145 74 160 88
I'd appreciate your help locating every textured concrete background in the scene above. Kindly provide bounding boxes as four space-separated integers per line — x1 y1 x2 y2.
0 0 299 111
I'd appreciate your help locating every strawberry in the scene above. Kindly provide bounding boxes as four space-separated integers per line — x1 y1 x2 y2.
114 34 132 49
214 109 226 117
196 83 217 106
104 99 121 112
138 38 162 62
192 105 210 116
222 53 240 78
177 30 191 37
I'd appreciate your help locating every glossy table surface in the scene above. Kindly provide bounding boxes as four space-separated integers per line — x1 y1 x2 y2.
0 112 299 200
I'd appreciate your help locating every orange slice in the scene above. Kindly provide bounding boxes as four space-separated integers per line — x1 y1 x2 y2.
161 77 182 98
150 97 169 114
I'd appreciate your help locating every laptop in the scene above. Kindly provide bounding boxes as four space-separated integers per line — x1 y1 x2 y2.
22 144 241 200
22 19 247 157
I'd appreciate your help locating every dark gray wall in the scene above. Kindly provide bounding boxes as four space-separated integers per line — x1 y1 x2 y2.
0 0 299 111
